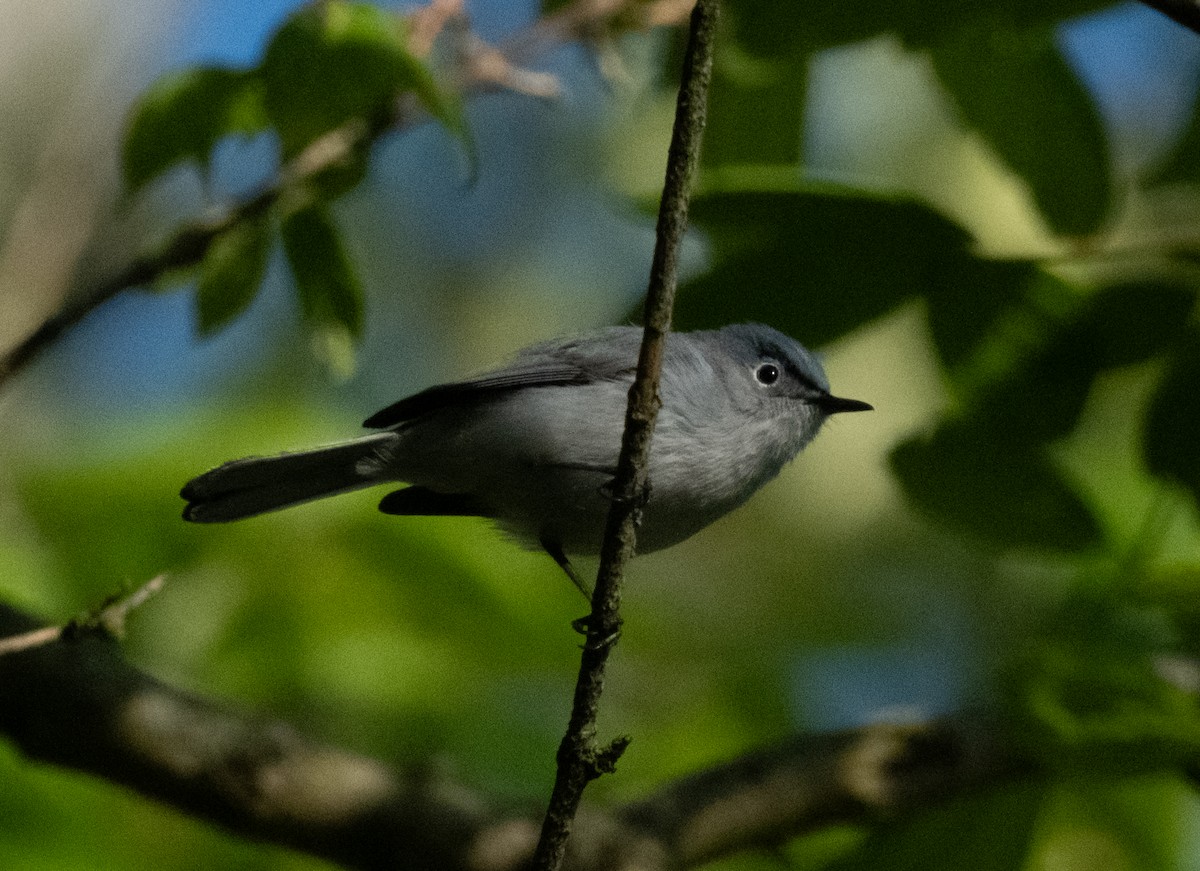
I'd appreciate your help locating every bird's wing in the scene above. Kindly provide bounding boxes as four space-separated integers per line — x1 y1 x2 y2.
363 329 642 429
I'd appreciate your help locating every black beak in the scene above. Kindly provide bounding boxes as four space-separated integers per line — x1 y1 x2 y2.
817 393 873 414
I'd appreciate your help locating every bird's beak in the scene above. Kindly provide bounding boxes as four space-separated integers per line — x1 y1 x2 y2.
818 393 873 414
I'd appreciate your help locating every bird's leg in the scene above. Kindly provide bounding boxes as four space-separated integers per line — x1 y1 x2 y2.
540 535 591 600
541 537 625 648
541 535 607 638
598 475 652 511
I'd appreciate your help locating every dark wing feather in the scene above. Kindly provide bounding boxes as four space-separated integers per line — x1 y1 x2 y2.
364 327 644 429
363 365 588 428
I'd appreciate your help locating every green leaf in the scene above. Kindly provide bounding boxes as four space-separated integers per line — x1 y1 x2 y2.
1144 334 1200 506
677 184 969 346
195 213 274 335
1079 281 1195 368
890 421 1102 551
261 0 460 161
1042 777 1191 871
938 278 1194 446
930 22 1111 237
122 66 267 194
721 0 1112 55
925 259 1041 370
280 203 364 338
701 40 809 167
956 275 1101 446
1008 592 1200 772
827 781 1048 871
1147 97 1200 186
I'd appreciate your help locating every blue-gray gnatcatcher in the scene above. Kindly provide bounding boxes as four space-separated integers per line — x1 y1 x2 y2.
182 324 871 586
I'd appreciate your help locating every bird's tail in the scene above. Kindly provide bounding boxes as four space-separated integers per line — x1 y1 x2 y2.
181 433 397 523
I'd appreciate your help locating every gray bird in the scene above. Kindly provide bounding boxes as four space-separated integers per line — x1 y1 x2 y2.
181 324 872 587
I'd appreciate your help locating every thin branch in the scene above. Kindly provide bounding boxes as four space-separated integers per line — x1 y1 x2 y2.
0 574 164 656
0 624 61 657
0 598 1038 871
0 0 693 392
530 3 719 871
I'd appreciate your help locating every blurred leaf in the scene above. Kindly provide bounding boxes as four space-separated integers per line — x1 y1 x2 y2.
678 185 969 345
17 461 203 600
1144 334 1200 505
827 781 1047 871
280 203 364 338
702 39 809 167
782 825 868 871
1038 776 1191 871
262 0 456 161
965 298 1104 446
195 213 273 335
925 259 1040 369
890 421 1102 551
1007 591 1200 773
930 22 1110 237
944 279 1194 446
1079 280 1195 368
718 0 809 57
1146 96 1200 186
1139 565 1200 655
122 66 267 194
721 0 1111 56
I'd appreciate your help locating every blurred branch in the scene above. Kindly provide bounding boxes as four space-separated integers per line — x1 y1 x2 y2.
620 717 1020 867
1139 0 1200 34
0 0 694 392
0 574 163 656
0 600 490 871
530 2 717 869
0 598 1028 871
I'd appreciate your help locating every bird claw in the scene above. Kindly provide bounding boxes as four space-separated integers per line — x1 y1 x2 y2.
598 477 651 508
571 613 621 650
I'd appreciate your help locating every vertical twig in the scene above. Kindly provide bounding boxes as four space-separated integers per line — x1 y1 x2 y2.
530 2 720 869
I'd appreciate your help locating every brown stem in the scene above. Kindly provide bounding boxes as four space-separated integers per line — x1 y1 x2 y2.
529 2 720 870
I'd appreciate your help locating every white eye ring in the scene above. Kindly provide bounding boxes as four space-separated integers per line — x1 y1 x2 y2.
755 362 780 385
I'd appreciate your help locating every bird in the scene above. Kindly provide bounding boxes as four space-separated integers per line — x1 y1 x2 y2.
181 323 871 590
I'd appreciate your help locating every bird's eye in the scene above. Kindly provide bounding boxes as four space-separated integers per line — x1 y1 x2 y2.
755 362 780 385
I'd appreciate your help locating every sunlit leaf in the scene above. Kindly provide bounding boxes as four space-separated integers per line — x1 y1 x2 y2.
930 22 1111 236
1040 777 1191 871
890 421 1102 551
122 66 267 194
280 203 364 338
195 213 273 335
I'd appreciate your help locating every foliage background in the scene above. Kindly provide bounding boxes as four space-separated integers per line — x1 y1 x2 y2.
3 0 1200 868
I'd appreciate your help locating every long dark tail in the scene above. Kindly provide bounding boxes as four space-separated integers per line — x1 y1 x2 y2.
181 433 397 523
